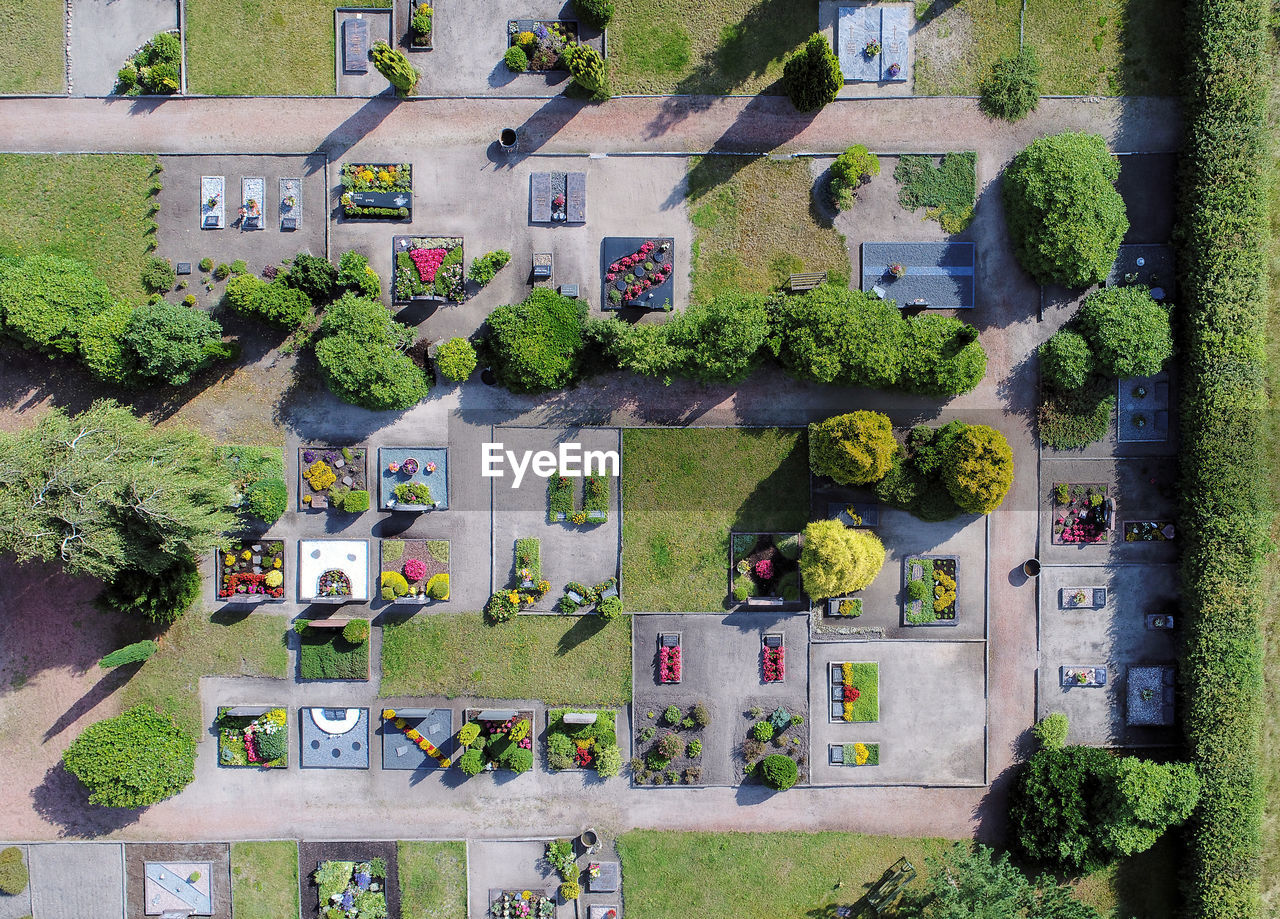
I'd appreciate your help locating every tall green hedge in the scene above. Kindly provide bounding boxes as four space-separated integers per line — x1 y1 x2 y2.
1176 0 1271 916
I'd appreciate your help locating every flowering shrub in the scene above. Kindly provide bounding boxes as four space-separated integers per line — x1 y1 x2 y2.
403 558 427 581
754 558 774 581
658 646 681 682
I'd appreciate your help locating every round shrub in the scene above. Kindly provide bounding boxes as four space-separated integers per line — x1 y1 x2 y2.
504 45 529 72
264 570 283 588
0 255 112 355
809 410 898 485
942 424 1014 515
828 144 881 209
459 748 485 776
0 847 28 895
663 704 683 725
597 595 623 620
78 300 138 385
382 571 410 600
573 0 613 28
243 477 288 523
62 705 196 808
199 257 214 272
504 747 534 773
116 63 138 92
283 252 338 303
688 739 703 757
783 34 841 113
798 520 886 600
907 579 930 602
436 337 478 381
426 573 450 600
142 30 181 66
486 289 587 392
1077 286 1173 378
752 721 774 742
121 300 228 385
562 43 610 100
486 591 518 623
980 47 1041 122
691 702 711 727
760 753 798 790
657 733 684 759
898 314 987 397
559 881 580 901
1040 329 1095 390
1002 132 1128 288
403 558 427 582
342 619 370 644
458 722 481 747
1033 713 1070 751
140 256 176 293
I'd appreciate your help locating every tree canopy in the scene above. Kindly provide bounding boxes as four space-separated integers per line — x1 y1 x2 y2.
62 705 196 808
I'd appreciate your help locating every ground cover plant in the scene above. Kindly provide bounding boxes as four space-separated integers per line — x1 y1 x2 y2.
185 0 391 94
297 619 370 680
1052 483 1111 544
397 841 466 919
603 238 674 309
0 846 29 895
380 538 449 602
904 557 957 624
381 613 631 704
740 705 806 785
115 31 181 94
0 154 158 299
546 708 622 776
894 153 977 233
485 537 550 621
381 709 451 766
217 445 287 524
218 538 286 601
730 533 801 603
622 428 809 612
457 711 534 775
216 706 288 767
0 0 63 92
62 704 196 808
231 841 299 919
606 0 814 94
632 702 709 785
315 858 388 919
300 445 369 512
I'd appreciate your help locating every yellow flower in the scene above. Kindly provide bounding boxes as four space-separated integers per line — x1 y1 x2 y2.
440 758 451 767
854 742 869 765
522 891 533 900
241 549 251 560
842 701 853 722
377 170 393 185
518 30 536 47
507 590 519 604
273 558 282 569
359 169 374 183
383 709 396 719
841 661 853 682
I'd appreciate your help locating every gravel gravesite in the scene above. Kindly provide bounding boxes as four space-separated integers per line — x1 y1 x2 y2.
0 2 1261 919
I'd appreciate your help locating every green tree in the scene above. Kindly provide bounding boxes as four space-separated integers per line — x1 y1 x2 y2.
1098 758 1200 857
0 255 113 354
371 41 419 94
314 294 429 410
337 250 382 299
62 705 196 808
923 843 1030 919
1032 713 1070 751
798 519 885 599
783 34 842 112
78 300 138 385
828 144 881 209
767 285 906 388
899 314 987 396
809 411 898 485
283 252 338 303
1002 132 1128 287
1077 286 1173 378
98 640 158 668
980 47 1042 122
225 274 312 327
572 0 613 28
121 300 229 385
96 556 203 625
562 43 610 100
1039 330 1094 390
942 424 1014 514
486 289 587 392
760 754 798 790
435 337 478 381
0 402 236 582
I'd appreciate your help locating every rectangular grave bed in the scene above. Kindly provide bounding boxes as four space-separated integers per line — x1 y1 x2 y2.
545 708 618 773
1124 520 1175 542
831 741 880 766
217 538 286 603
216 706 288 768
902 555 958 625
300 446 369 513
731 532 803 605
506 20 579 71
379 446 449 510
379 537 450 603
1053 482 1112 545
827 597 864 619
827 502 879 527
462 710 535 773
393 235 464 303
380 707 453 768
602 237 675 310
830 661 879 722
861 241 975 309
298 621 370 680
340 162 412 219
407 0 432 49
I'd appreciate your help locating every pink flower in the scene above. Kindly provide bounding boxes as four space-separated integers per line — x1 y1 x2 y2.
754 559 774 580
606 273 616 281
409 247 447 282
403 558 427 581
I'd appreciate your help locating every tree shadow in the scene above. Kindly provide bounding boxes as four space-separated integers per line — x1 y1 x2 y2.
31 763 145 837
557 614 609 654
41 665 139 742
311 96 402 168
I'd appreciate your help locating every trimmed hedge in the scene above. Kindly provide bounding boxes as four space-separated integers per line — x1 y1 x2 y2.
1176 0 1271 917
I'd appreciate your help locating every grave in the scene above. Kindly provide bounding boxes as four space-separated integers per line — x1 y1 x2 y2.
343 17 369 73
529 172 587 224
381 708 453 769
1117 370 1170 443
297 539 370 603
144 862 213 916
300 707 370 768
837 5 912 82
861 242 975 309
1106 244 1175 300
1126 665 1175 725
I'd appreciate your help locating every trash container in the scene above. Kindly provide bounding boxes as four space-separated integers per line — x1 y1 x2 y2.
1023 558 1041 577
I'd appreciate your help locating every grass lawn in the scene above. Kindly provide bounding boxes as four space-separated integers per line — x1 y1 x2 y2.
185 0 391 95
397 841 467 919
231 841 299 919
912 0 1179 97
622 428 809 612
381 614 631 704
120 610 288 737
0 154 159 300
298 627 369 680
0 0 65 93
687 156 849 303
609 0 815 94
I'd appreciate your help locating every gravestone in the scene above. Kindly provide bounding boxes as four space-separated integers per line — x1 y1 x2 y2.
344 18 369 73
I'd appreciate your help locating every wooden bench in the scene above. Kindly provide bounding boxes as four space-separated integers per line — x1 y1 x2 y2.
307 617 352 630
786 271 827 292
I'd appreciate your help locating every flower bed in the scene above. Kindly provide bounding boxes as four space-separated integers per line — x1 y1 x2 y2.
490 890 555 919
741 704 807 785
547 472 610 524
457 711 535 775
485 539 550 620
763 646 785 682
1052 482 1111 544
380 538 449 603
841 741 879 766
300 446 369 513
658 644 681 683
904 556 958 625
827 597 864 618
555 577 618 614
381 709 451 767
218 538 285 601
545 709 620 775
834 662 879 722
315 859 388 919
408 2 432 48
505 20 579 71
602 237 676 310
393 236 464 303
216 706 287 767
340 163 412 219
1125 520 1175 541
631 701 710 785
731 532 802 603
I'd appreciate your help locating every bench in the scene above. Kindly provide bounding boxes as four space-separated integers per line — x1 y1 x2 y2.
307 617 352 630
786 271 827 292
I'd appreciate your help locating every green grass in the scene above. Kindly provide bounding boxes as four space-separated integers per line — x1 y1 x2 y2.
609 0 816 94
231 841 299 919
381 613 632 704
687 155 849 303
216 445 285 489
397 841 467 919
621 428 809 612
619 830 1174 919
913 0 1179 96
842 662 879 722
893 153 976 234
0 0 64 92
0 154 159 300
298 628 369 680
185 0 391 94
120 609 288 737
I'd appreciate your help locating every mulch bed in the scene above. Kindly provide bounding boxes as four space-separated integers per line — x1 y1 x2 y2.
735 699 810 787
298 841 399 919
630 699 710 786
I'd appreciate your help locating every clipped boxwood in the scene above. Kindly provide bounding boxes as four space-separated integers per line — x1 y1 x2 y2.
760 753 798 790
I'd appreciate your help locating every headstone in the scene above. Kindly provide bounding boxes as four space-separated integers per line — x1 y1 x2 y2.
344 18 369 73
176 262 191 275
559 284 579 299
566 172 587 223
531 173 552 223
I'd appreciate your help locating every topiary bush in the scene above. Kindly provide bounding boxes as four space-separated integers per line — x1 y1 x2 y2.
0 847 28 895
783 34 841 112
435 337 478 382
1033 713 1070 751
371 40 420 94
808 410 898 485
426 573 450 600
1077 286 1173 378
979 47 1041 122
798 520 886 600
828 144 881 209
504 45 529 72
942 424 1014 515
485 289 587 392
342 490 370 513
382 571 410 600
342 619 370 644
140 256 176 293
467 250 512 287
99 640 158 669
243 476 288 523
562 43 610 100
1002 132 1128 288
572 0 613 28
62 705 196 808
1040 329 1095 390
760 753 798 790
459 748 485 776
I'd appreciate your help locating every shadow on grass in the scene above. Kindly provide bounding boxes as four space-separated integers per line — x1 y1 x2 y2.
557 613 610 654
41 664 140 742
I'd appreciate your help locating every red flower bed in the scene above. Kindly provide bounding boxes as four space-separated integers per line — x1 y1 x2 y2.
843 685 861 702
410 247 446 282
658 646 681 683
763 646 785 682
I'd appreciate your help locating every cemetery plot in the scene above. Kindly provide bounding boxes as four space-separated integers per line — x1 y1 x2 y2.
393 235 465 303
299 446 369 513
217 538 286 603
379 538 450 603
601 237 675 310
216 706 288 768
902 556 957 626
341 163 412 219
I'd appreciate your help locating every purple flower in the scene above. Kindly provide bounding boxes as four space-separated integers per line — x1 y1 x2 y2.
303 450 316 463
355 872 371 890
341 891 355 910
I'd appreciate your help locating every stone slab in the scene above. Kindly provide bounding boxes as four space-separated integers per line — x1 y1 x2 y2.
29 843 125 919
